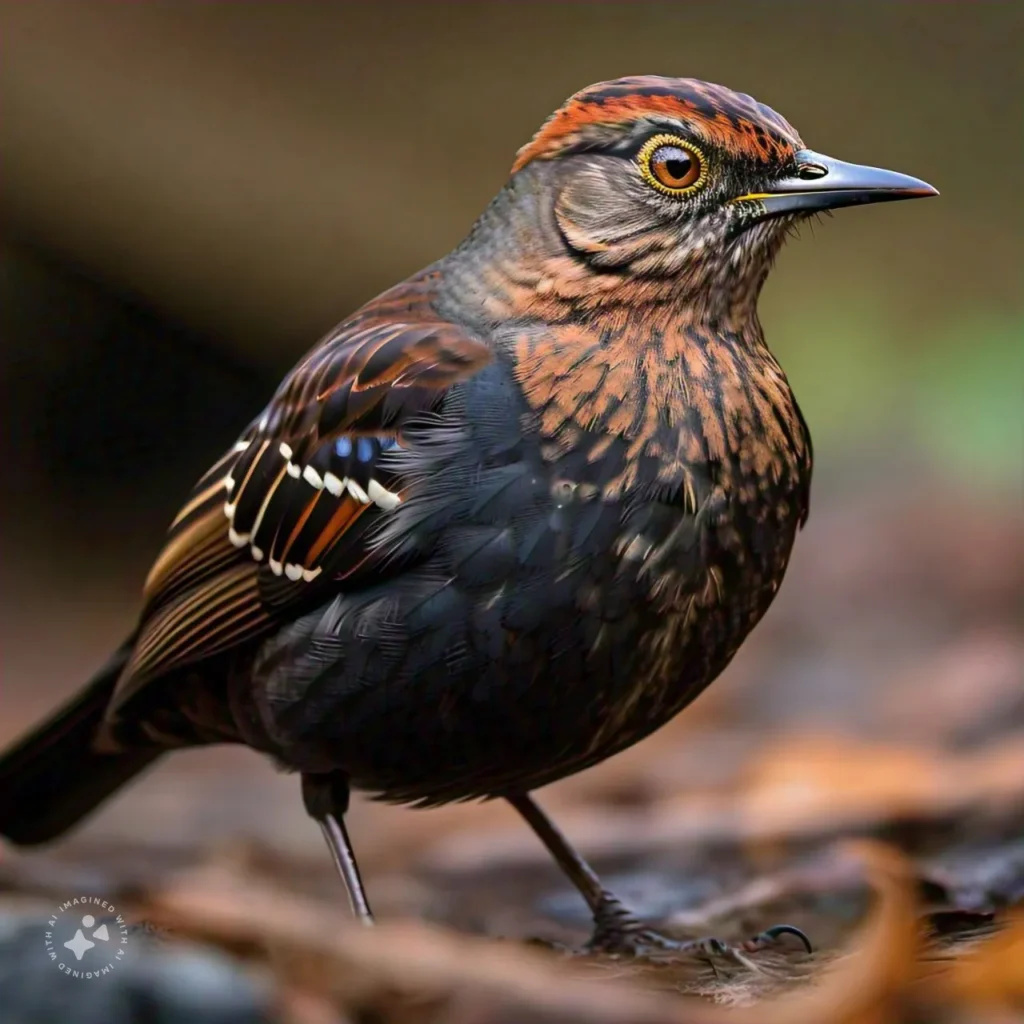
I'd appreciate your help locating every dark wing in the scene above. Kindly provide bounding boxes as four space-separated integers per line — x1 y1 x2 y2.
114 275 492 705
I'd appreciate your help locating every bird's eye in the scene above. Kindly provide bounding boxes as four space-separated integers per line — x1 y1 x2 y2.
638 135 706 196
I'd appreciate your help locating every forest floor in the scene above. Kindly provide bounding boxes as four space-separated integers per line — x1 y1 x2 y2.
1 479 1022 1023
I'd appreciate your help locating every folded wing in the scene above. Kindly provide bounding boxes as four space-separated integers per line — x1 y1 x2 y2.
115 274 492 705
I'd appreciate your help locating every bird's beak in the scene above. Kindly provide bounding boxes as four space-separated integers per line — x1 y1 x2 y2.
732 149 938 217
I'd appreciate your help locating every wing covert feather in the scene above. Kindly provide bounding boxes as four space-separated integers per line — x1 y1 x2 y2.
116 275 491 702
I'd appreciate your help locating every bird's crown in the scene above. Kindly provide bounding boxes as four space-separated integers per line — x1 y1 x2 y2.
513 76 804 173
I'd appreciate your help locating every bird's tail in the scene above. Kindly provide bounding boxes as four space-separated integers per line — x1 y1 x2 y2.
0 640 163 846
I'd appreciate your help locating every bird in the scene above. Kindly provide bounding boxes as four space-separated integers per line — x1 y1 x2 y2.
0 76 935 958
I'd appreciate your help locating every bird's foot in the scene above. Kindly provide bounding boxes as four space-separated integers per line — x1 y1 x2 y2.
586 897 811 969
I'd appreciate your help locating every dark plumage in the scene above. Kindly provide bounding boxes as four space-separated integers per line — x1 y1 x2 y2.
0 77 935 955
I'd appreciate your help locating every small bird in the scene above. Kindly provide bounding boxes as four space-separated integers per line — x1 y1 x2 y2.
0 77 935 957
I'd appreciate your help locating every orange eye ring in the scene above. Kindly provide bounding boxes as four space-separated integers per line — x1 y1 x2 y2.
638 134 707 197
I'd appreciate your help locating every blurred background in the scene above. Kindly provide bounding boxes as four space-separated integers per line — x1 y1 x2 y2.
0 3 1021 1018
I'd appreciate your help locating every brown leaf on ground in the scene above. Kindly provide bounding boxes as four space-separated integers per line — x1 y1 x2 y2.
737 734 1024 837
140 840 1008 1024
930 912 1024 1012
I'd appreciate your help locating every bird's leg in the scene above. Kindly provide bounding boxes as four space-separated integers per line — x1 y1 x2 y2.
508 793 811 963
506 792 636 943
302 772 374 925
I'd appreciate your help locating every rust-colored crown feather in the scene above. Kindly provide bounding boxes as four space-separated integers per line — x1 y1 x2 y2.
513 76 803 172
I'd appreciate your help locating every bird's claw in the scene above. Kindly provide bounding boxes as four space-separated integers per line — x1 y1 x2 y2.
586 923 681 956
679 924 812 975
738 923 813 955
586 902 812 968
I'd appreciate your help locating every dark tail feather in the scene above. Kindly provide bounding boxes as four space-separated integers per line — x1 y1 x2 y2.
0 641 163 846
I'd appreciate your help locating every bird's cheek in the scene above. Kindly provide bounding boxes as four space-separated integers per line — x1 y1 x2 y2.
554 200 616 258
628 222 716 277
554 176 661 267
628 240 696 277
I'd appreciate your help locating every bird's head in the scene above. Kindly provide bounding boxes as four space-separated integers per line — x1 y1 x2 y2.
500 76 937 321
